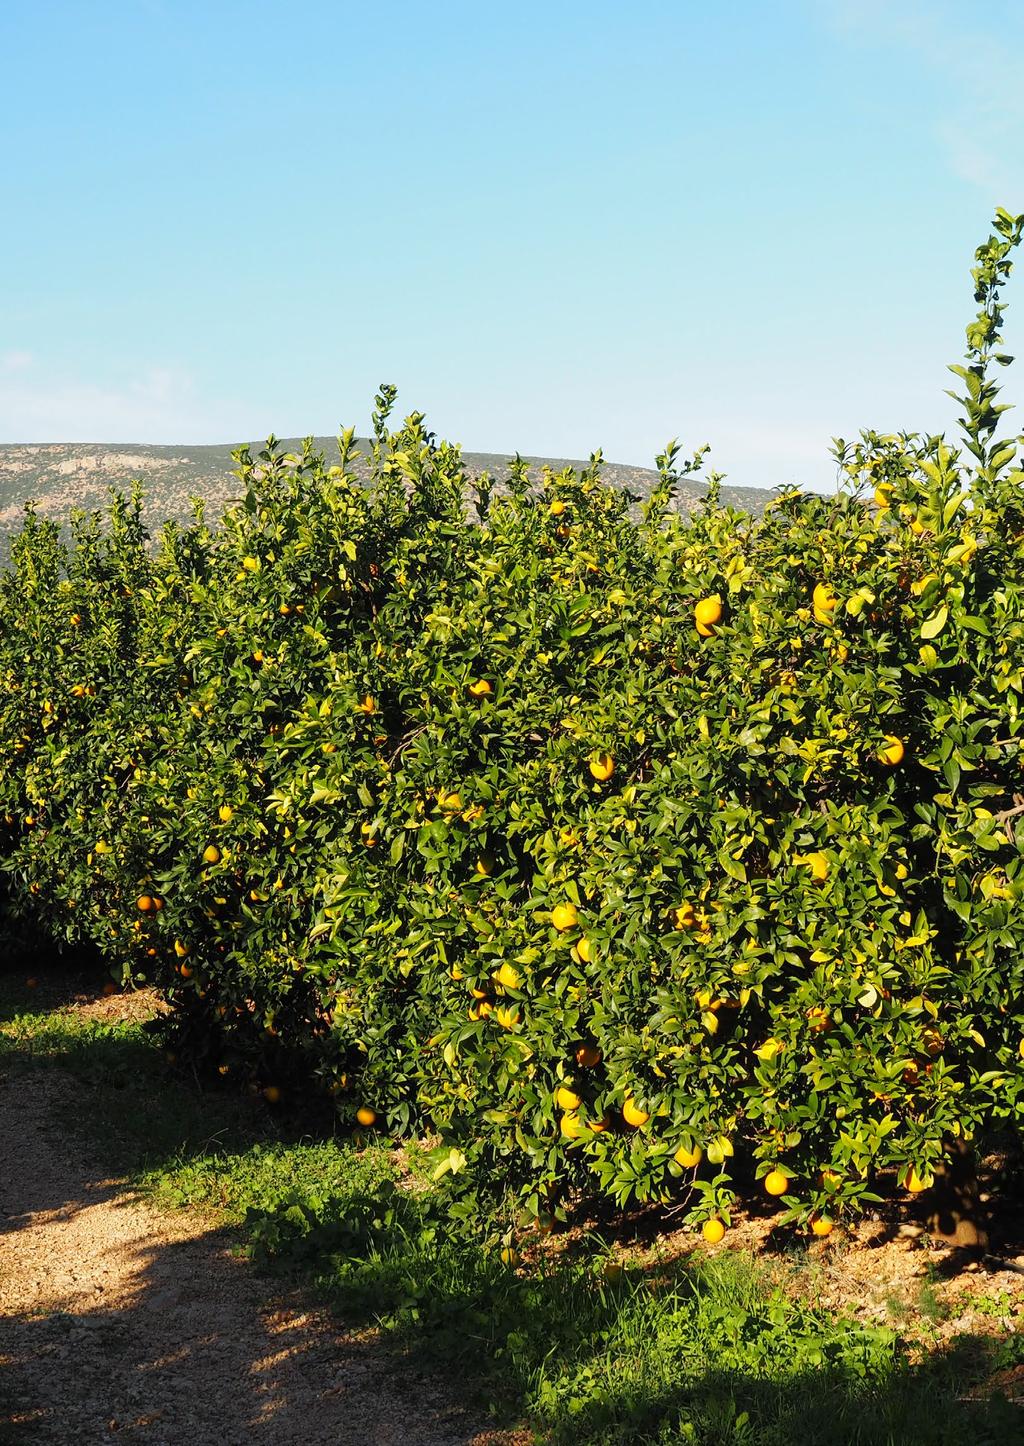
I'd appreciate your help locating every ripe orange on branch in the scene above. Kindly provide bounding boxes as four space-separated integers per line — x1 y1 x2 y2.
588 752 615 781
551 902 578 932
878 735 905 766
622 1097 650 1128
694 594 723 637
763 1169 790 1197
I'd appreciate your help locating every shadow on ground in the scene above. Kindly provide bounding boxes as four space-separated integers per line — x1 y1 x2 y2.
0 1014 481 1445
2 967 1024 1445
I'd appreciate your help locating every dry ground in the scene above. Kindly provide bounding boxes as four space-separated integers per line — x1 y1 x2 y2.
0 988 521 1445
4 981 1024 1441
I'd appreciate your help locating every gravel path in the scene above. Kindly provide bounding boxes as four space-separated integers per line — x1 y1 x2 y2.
0 1071 500 1445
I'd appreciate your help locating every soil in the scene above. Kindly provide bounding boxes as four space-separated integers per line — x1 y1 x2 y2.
4 978 1024 1440
0 990 516 1446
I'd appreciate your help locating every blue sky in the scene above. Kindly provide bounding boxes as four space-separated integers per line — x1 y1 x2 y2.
1 0 1022 489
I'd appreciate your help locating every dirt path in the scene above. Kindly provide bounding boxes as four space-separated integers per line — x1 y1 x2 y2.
0 1070 492 1446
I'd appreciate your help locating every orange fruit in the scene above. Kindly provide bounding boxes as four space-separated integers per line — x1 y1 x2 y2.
903 1166 931 1194
812 582 838 618
556 1086 582 1111
878 735 905 766
25 977 38 989
622 1097 650 1128
810 1214 833 1237
922 1026 944 1057
702 1218 726 1244
549 499 566 516
356 1105 377 1127
263 1085 282 1105
694 595 723 637
560 1111 585 1139
575 1043 602 1068
551 902 578 932
495 963 521 990
763 1169 790 1197
588 752 615 782
203 844 221 865
806 1006 832 1033
575 936 594 963
468 678 492 698
674 1142 703 1169
136 894 154 912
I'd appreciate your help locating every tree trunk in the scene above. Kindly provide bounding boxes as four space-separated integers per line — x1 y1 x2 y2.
926 1136 988 1251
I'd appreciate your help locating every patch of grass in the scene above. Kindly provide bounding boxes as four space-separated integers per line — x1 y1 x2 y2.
0 971 396 1232
241 1187 1024 1445
142 1138 397 1222
4 973 1023 1445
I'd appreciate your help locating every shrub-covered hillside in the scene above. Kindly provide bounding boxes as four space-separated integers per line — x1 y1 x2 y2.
1 209 1023 1239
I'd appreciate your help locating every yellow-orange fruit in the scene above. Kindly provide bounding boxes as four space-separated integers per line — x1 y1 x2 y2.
878 735 905 766
695 595 723 637
622 1097 650 1128
588 752 615 782
763 1169 790 1197
551 902 578 932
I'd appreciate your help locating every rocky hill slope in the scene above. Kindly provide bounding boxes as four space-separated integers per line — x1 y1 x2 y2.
0 438 772 552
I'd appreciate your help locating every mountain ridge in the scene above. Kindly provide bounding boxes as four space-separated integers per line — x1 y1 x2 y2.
0 438 774 547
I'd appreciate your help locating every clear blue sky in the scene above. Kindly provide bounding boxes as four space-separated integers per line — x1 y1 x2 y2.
1 0 1022 489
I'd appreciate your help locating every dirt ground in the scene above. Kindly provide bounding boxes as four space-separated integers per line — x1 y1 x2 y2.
4 981 1024 1441
0 1034 516 1445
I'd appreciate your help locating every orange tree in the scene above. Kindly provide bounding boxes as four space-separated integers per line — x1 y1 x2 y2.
1 211 1023 1235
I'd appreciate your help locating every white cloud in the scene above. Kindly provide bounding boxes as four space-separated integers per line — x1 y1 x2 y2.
819 0 1024 200
0 351 34 374
0 364 253 444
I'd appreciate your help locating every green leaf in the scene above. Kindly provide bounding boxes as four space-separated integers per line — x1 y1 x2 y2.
919 606 948 640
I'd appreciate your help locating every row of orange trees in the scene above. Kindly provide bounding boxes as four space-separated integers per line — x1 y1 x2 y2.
2 211 1023 1235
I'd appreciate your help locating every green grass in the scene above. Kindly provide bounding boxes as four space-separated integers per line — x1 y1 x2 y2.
2 970 1023 1446
0 971 397 1225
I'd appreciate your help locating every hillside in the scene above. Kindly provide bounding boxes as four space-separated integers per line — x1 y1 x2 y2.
0 438 772 548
